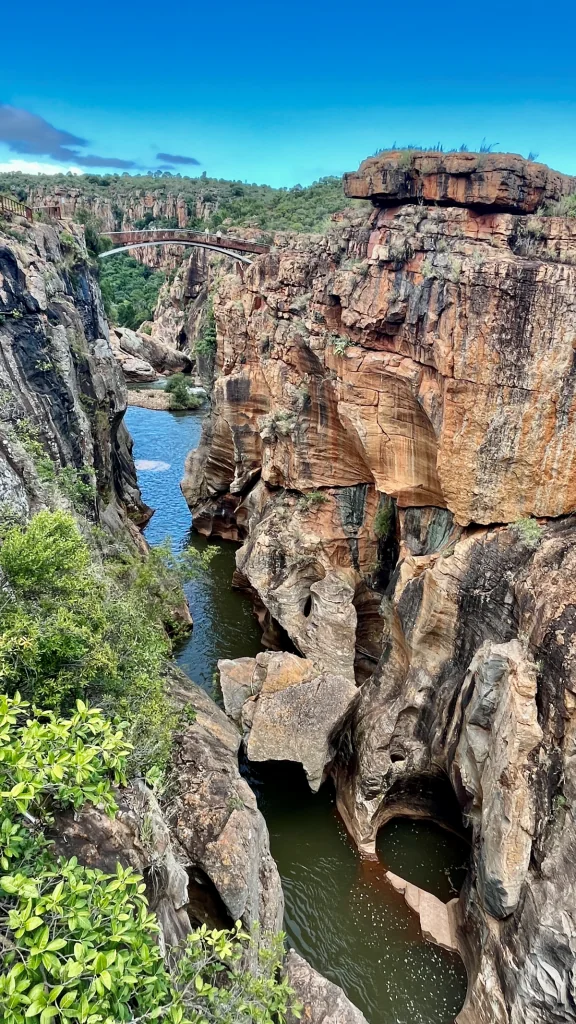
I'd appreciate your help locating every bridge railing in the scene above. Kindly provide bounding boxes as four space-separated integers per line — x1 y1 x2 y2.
104 228 270 255
0 194 33 222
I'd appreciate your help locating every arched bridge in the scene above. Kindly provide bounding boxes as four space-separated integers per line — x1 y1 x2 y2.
99 229 270 265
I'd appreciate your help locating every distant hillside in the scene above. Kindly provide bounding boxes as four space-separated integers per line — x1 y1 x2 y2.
0 171 350 234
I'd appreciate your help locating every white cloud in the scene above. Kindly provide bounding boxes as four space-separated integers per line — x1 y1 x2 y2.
0 158 83 175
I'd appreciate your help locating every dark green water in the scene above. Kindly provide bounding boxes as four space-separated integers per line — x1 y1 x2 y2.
125 405 469 1024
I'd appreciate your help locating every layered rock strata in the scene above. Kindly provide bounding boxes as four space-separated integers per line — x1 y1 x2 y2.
0 209 367 1022
344 149 576 212
0 213 148 526
184 153 576 1023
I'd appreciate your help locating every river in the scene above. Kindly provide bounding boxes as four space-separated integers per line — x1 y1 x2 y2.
125 403 469 1024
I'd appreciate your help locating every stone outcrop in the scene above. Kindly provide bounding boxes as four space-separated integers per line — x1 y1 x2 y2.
184 199 576 528
219 651 358 791
110 324 192 381
52 670 284 945
385 871 460 952
0 214 148 526
184 152 576 1023
285 951 370 1024
344 149 576 213
167 671 284 933
334 519 576 1024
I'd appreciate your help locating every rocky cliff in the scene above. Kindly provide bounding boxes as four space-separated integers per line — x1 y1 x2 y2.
0 211 147 529
0 205 362 1022
0 208 283 934
183 151 576 1023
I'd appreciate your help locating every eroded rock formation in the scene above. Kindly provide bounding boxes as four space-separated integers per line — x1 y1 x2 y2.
219 651 357 790
0 214 148 527
110 324 192 382
184 152 576 1023
52 672 283 945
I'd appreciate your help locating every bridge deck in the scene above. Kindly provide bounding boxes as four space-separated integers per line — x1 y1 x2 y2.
104 229 269 255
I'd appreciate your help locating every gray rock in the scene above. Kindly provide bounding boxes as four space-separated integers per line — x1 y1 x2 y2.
285 951 369 1024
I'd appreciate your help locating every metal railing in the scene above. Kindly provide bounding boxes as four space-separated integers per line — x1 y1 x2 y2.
0 194 33 222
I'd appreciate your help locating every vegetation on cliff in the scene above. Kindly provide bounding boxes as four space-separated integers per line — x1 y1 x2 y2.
0 694 297 1024
0 510 210 775
99 254 165 330
0 170 349 233
165 374 204 410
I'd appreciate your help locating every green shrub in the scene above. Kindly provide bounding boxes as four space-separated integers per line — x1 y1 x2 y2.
165 374 203 409
0 509 91 598
374 499 394 539
99 255 164 330
0 512 197 773
0 693 300 1024
510 517 543 549
57 467 96 512
169 382 203 411
298 490 328 511
542 193 576 218
330 334 353 356
165 373 187 393
195 302 217 357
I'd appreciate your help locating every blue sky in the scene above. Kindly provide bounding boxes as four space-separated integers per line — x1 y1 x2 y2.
1 0 575 186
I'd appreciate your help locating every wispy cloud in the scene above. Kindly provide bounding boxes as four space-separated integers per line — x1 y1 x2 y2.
0 105 137 169
156 151 200 166
0 158 83 175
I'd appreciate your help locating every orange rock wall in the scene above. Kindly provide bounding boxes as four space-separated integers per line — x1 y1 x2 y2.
185 205 576 527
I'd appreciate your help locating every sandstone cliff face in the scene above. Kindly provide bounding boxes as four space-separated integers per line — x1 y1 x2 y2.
29 187 192 233
183 154 576 1023
344 149 576 212
184 199 576 529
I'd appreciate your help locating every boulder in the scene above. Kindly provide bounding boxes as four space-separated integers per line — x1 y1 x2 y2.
285 951 369 1024
219 651 357 791
344 150 576 213
385 871 460 952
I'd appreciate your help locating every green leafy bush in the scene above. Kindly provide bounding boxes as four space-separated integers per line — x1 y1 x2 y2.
0 512 188 773
99 255 164 330
330 334 353 356
195 303 217 357
374 500 394 539
164 373 188 394
298 491 328 511
165 374 203 410
0 694 300 1024
0 510 91 598
170 925 300 1023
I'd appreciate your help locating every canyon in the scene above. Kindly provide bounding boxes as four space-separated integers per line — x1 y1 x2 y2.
2 147 576 1024
180 150 576 1023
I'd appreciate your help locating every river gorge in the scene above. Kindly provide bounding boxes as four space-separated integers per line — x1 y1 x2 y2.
126 401 469 1023
2 146 576 1024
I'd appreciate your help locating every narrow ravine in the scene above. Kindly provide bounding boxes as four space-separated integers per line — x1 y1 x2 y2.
125 403 469 1024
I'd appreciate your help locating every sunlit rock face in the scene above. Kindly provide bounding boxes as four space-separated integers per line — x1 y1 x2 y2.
219 651 357 791
183 199 576 527
344 149 576 212
185 152 576 1024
